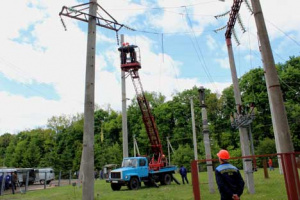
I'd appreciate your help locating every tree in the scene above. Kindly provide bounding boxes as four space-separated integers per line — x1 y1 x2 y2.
172 144 194 171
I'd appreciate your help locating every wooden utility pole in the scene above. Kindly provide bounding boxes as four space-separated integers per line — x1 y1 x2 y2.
190 98 198 160
198 87 215 194
121 34 129 158
251 1 300 199
225 0 255 194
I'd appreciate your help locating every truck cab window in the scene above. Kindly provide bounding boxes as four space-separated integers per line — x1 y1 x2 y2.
139 159 146 167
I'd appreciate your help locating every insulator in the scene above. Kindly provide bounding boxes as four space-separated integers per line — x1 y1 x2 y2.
213 25 227 33
60 16 67 31
116 31 119 45
237 14 246 33
123 25 136 31
233 28 240 46
244 0 254 14
214 10 230 19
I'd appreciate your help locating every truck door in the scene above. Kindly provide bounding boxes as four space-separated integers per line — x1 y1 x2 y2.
139 159 148 178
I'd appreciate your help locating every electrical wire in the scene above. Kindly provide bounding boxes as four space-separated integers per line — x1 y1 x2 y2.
182 7 218 91
106 0 219 11
0 57 53 100
265 19 300 48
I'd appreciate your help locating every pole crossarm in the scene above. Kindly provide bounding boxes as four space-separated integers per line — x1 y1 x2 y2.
59 2 134 32
225 0 243 39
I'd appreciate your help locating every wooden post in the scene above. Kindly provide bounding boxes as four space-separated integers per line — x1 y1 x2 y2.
263 159 269 179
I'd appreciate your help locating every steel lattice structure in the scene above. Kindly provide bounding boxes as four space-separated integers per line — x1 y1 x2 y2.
59 2 133 32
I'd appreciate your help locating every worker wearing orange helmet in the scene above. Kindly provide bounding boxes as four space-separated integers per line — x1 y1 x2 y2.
215 150 245 200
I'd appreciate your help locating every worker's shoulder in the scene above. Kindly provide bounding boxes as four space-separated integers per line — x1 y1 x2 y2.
216 163 238 172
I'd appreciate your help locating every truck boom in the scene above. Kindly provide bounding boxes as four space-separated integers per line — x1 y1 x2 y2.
118 43 166 170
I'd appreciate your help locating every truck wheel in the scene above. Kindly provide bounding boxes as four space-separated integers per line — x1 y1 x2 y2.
129 177 140 190
111 183 121 191
161 173 171 185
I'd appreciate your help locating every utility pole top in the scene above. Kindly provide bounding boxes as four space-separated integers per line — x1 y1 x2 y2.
198 86 206 107
225 0 243 39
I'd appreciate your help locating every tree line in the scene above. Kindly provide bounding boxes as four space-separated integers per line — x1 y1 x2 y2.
0 56 299 171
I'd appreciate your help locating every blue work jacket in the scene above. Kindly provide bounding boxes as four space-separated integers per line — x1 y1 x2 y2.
215 163 245 200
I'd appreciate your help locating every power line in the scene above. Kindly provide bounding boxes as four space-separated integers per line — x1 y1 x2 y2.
107 0 219 11
265 19 300 47
182 7 218 91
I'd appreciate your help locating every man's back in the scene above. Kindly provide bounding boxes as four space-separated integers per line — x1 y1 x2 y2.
215 163 245 200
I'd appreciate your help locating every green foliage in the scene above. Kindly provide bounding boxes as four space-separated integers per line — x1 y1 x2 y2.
172 144 194 171
256 138 276 155
1 56 299 174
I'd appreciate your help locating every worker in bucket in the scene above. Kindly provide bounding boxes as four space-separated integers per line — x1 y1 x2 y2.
215 150 245 200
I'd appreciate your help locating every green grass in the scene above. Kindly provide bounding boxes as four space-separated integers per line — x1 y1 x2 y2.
2 169 289 200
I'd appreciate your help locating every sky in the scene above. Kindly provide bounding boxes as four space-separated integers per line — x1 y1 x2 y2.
0 0 299 135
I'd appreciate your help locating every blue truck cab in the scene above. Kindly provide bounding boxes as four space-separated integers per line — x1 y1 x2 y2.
106 157 177 190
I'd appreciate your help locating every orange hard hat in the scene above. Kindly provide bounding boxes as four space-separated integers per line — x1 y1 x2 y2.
217 150 230 159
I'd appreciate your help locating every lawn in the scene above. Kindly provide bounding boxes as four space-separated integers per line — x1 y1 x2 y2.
2 169 289 200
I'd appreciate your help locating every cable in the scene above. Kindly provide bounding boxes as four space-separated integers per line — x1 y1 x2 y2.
183 7 218 91
278 75 300 99
106 0 219 11
0 57 54 100
265 19 300 48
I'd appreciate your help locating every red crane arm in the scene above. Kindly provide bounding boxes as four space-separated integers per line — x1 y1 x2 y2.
118 44 166 170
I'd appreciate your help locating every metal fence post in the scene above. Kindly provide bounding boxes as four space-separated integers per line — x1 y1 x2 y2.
11 172 15 194
58 171 61 186
44 172 47 189
25 171 29 193
191 160 200 200
69 170 71 185
281 153 300 200
0 172 5 196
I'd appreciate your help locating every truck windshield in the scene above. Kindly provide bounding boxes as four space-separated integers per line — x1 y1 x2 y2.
122 159 137 167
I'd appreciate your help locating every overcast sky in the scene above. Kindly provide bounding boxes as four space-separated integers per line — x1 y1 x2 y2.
0 0 299 135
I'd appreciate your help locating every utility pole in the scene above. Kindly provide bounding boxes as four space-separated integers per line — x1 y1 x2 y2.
225 0 255 194
121 34 129 158
251 1 300 199
250 0 294 154
133 135 140 157
166 137 174 165
198 87 215 194
190 98 198 160
81 2 97 199
59 2 125 199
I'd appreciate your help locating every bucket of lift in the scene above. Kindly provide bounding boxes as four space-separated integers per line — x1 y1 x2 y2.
118 43 141 71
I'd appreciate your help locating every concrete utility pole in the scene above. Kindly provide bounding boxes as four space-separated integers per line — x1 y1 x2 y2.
225 0 255 194
59 2 126 199
251 1 300 199
82 1 97 199
198 87 215 194
121 34 129 158
166 137 174 165
227 37 255 194
133 135 140 157
190 98 198 160
250 0 294 154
